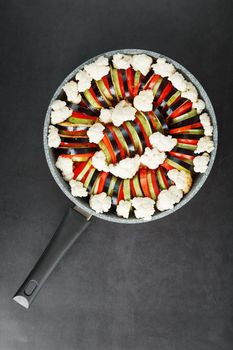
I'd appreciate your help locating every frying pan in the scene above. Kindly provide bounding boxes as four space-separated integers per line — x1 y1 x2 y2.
13 49 218 309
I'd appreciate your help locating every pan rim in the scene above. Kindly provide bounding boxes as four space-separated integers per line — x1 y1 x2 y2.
43 48 218 224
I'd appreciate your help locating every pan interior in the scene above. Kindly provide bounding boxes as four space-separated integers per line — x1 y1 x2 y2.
43 49 218 224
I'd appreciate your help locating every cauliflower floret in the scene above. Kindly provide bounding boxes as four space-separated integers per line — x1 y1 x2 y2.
48 125 61 148
91 150 109 172
194 136 214 154
55 156 74 181
75 70 92 92
192 99 205 114
199 113 213 136
63 81 81 104
167 169 192 194
133 90 154 112
169 186 184 204
111 100 136 127
131 197 155 220
181 82 198 102
193 153 210 173
140 147 166 170
95 56 109 66
168 72 188 92
109 155 140 179
116 200 132 219
149 132 177 152
50 100 72 125
156 186 183 211
69 180 88 197
131 54 153 76
151 57 176 77
112 53 132 69
99 108 113 124
87 123 105 144
89 192 111 213
84 56 110 80
51 100 66 110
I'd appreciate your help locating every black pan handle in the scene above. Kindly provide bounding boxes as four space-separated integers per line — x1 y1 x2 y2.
13 207 92 309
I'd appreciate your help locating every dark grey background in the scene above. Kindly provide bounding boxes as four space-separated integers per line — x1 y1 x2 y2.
0 0 233 349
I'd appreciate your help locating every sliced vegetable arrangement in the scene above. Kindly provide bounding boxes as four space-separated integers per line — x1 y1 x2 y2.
48 53 215 220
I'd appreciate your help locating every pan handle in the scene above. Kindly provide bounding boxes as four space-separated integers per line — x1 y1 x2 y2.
13 207 92 309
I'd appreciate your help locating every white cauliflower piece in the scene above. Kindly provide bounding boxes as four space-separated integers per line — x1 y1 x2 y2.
168 72 188 92
131 197 155 220
84 56 110 80
111 100 136 127
112 53 132 69
51 100 66 110
63 81 81 104
89 192 111 213
87 123 105 144
116 200 131 219
193 153 210 173
48 125 61 148
56 156 74 181
156 186 183 211
109 155 140 179
149 132 177 152
99 108 113 124
167 169 192 194
140 147 166 170
69 180 88 197
199 113 213 136
181 82 198 102
133 90 154 112
193 99 205 114
75 70 92 92
50 100 72 125
91 150 109 172
169 186 184 203
131 54 153 76
151 57 176 77
194 136 214 154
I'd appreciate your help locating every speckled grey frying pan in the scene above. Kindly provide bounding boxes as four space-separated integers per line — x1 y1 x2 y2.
13 49 218 309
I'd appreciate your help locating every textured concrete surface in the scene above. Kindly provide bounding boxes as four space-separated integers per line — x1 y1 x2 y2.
0 1 233 349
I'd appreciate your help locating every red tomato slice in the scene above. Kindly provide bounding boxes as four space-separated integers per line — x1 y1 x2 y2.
160 161 175 171
169 122 202 134
159 166 169 189
130 179 136 198
117 182 124 204
150 170 160 196
126 67 134 97
72 111 97 120
144 74 160 90
169 151 194 161
139 168 151 198
73 161 88 179
177 138 198 145
88 87 103 107
102 134 117 164
81 165 93 184
107 125 125 159
156 82 173 107
169 100 192 119
147 111 159 131
59 153 94 159
102 76 113 98
117 70 125 98
97 171 109 193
